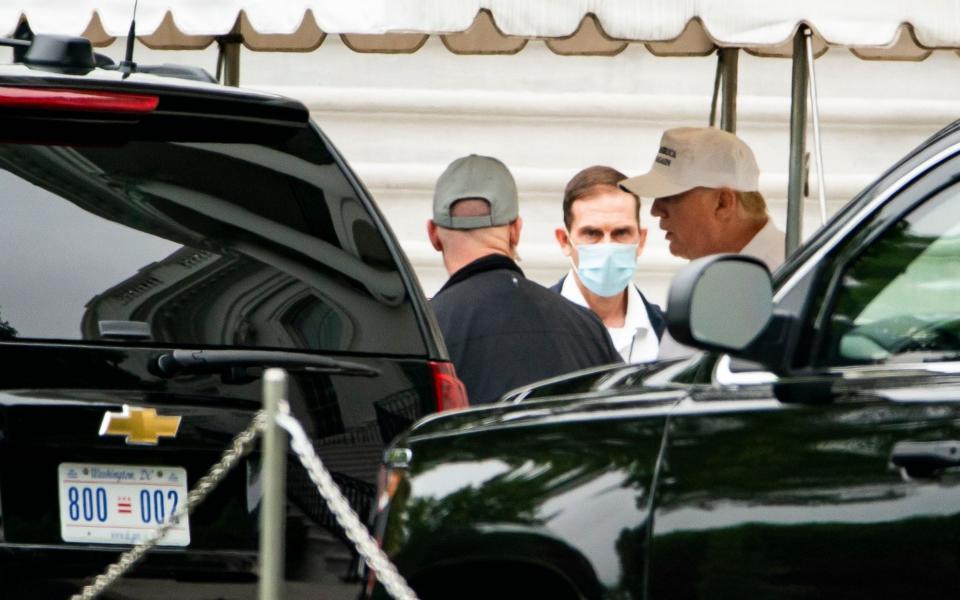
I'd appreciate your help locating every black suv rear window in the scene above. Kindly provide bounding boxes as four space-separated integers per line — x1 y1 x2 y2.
0 128 425 355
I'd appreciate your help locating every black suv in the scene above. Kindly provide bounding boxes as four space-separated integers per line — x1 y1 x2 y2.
0 35 465 598
367 120 960 599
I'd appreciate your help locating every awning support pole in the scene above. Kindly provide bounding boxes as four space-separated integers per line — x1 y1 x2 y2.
786 27 809 257
804 28 828 225
217 35 241 87
719 48 738 133
709 51 722 127
259 369 288 600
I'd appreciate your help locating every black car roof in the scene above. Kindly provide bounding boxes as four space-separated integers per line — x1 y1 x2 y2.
0 63 309 122
771 116 960 288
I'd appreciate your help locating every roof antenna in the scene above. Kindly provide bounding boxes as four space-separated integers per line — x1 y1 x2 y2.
119 0 138 76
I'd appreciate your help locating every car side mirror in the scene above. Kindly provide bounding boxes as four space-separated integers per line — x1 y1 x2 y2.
666 254 773 353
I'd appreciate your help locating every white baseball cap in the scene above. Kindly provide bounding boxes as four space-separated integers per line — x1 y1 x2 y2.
620 127 760 198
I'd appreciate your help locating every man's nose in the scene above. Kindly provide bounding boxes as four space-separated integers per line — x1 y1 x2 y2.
650 199 666 218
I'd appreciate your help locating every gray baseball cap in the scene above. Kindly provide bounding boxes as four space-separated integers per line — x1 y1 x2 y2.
433 155 519 229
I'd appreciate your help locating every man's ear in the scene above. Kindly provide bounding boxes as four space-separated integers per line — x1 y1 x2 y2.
509 216 523 248
636 227 648 256
554 226 573 257
715 188 737 221
427 220 443 252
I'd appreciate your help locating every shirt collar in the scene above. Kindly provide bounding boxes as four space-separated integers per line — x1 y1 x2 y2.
439 253 523 293
623 281 649 331
560 270 652 332
739 218 786 272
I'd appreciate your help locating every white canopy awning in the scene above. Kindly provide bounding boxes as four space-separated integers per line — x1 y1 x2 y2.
3 1 960 60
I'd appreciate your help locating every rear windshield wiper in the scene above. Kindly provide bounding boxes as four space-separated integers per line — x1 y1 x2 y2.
153 349 380 378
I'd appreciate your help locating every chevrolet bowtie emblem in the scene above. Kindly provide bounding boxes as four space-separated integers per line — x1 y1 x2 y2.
99 405 182 445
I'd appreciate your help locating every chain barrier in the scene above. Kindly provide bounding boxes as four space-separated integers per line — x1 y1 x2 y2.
67 402 418 600
69 411 267 600
275 400 420 600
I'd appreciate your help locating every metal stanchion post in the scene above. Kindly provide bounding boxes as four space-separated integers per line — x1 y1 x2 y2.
259 369 288 600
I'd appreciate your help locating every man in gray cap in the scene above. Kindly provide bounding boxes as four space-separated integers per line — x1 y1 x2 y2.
621 127 785 271
428 154 621 405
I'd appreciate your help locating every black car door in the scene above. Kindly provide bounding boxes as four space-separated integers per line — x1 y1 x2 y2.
648 158 960 599
0 125 439 597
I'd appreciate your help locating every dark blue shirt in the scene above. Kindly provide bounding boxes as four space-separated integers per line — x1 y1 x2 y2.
431 254 622 405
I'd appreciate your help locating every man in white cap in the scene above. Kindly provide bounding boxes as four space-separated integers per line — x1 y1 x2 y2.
428 154 621 405
621 127 785 271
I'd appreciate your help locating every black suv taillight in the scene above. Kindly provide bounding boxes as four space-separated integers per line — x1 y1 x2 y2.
428 361 468 412
0 87 158 113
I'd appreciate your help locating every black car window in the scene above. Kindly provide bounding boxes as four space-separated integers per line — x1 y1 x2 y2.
0 131 426 355
819 183 960 366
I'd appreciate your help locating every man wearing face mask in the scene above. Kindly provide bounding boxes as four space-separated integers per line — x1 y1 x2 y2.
552 166 666 363
429 155 621 405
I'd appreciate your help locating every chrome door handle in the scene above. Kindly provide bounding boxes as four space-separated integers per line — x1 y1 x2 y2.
891 440 960 478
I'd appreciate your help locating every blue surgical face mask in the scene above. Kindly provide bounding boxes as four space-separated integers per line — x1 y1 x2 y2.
574 242 638 297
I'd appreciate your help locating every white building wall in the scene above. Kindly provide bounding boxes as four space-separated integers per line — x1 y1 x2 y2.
108 38 960 305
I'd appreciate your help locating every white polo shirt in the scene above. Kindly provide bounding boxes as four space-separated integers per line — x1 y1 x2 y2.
740 218 786 272
560 272 659 363
656 217 788 361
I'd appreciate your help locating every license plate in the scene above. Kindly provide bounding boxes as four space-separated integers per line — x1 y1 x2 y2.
58 463 190 546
